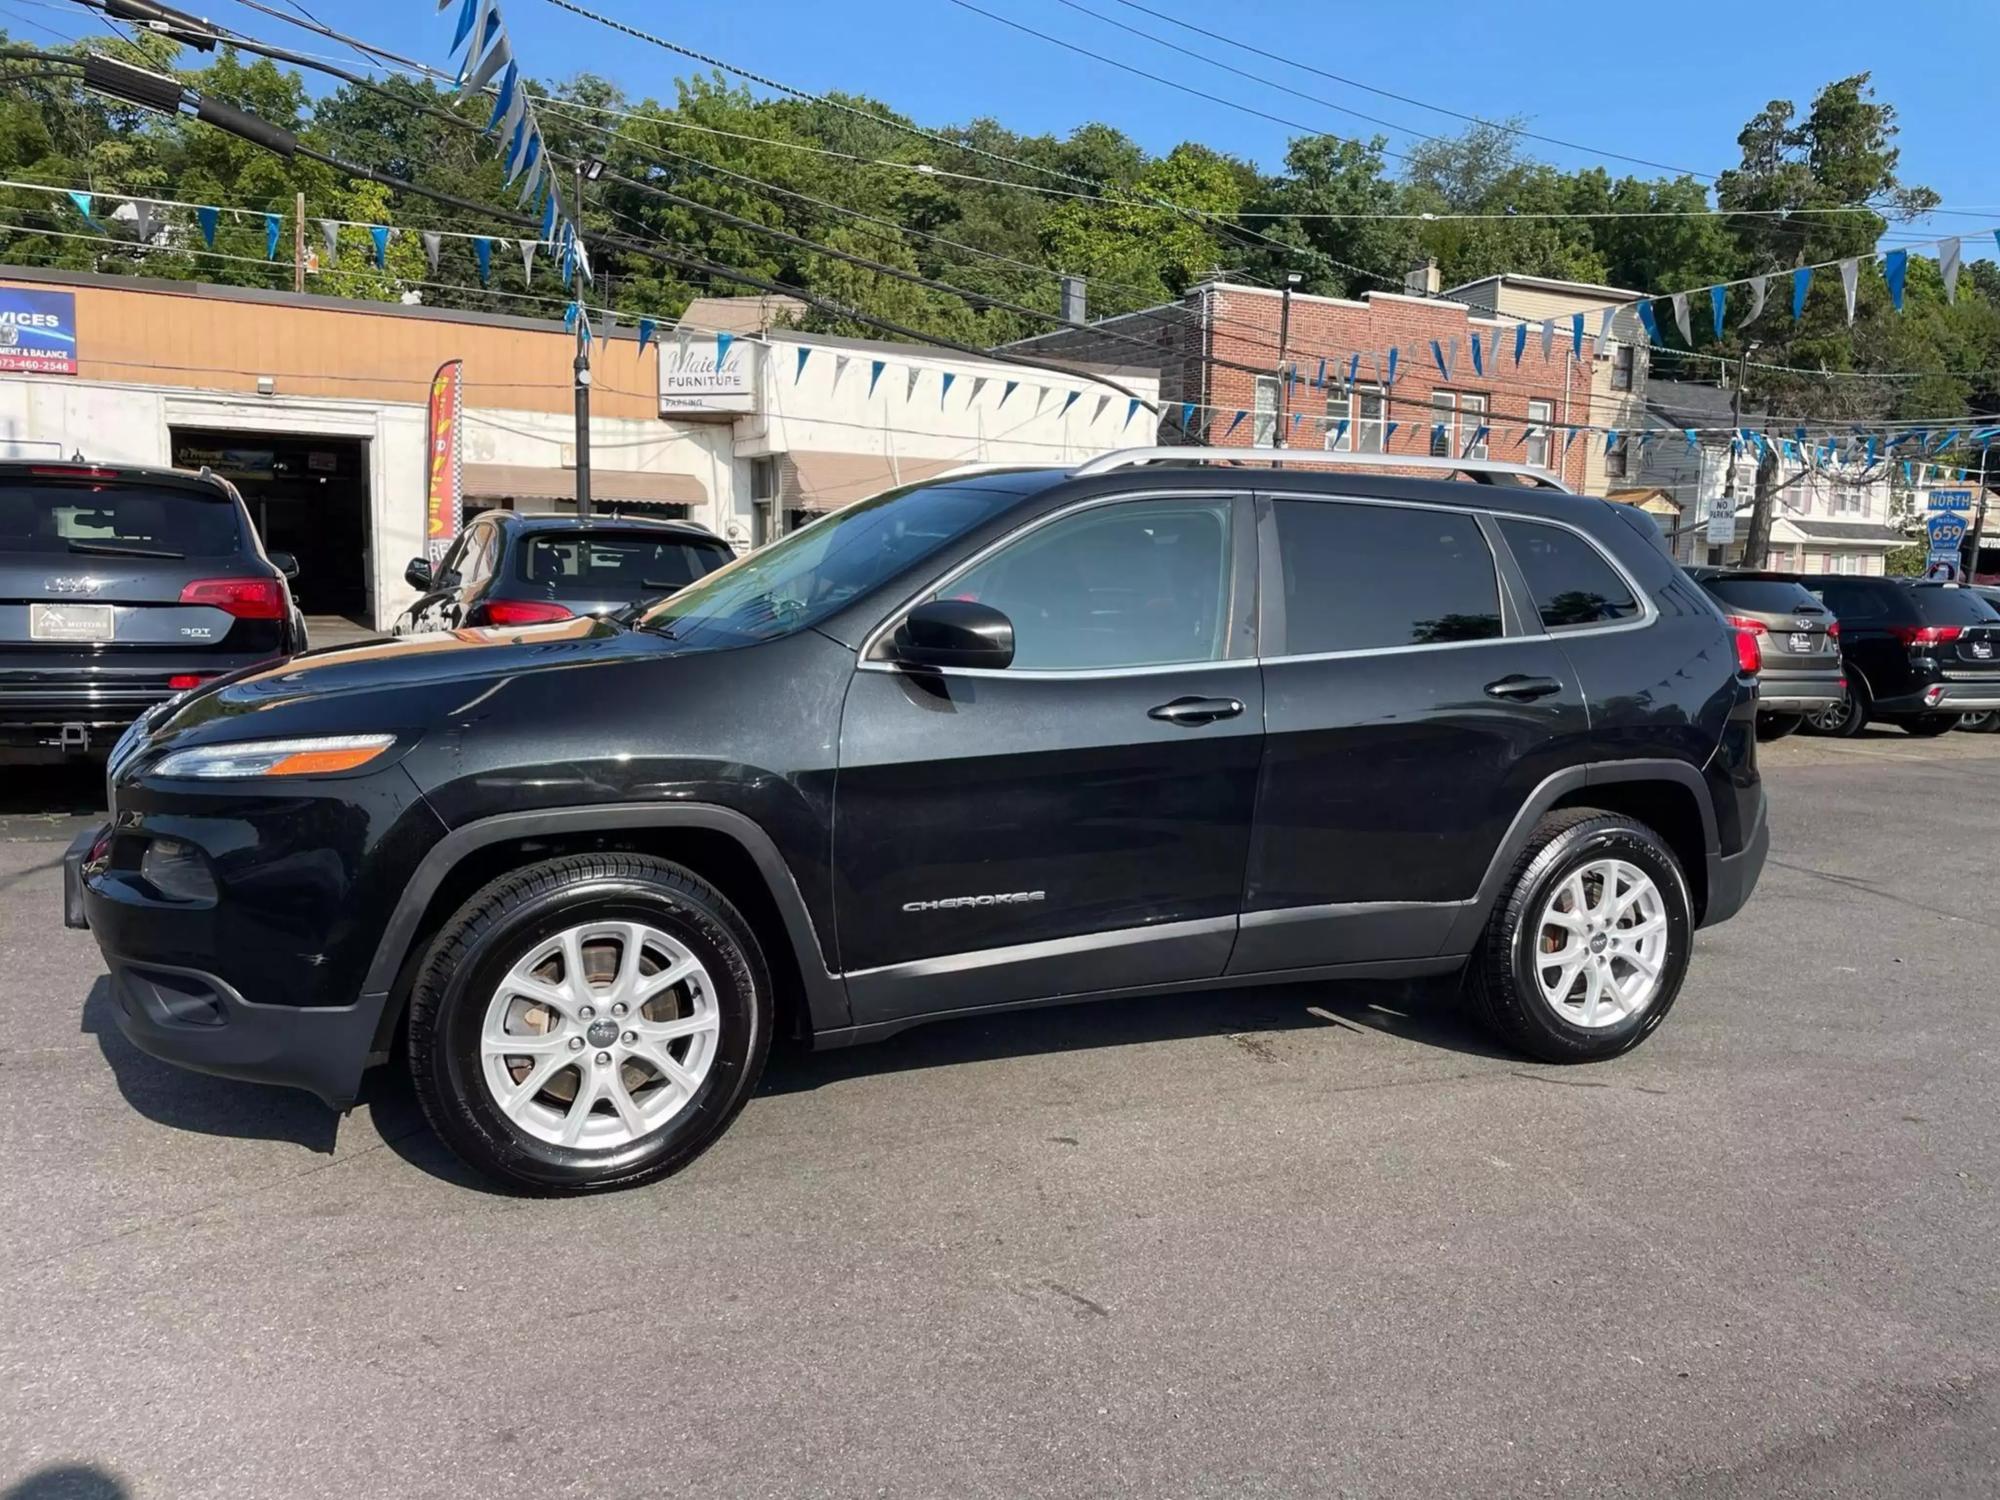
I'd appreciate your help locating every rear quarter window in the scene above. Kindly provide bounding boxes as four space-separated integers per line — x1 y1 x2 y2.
0 481 243 557
1497 518 1641 629
1910 585 2000 627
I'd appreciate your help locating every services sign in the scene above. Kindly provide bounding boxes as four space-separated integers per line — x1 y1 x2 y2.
659 339 754 414
0 288 77 374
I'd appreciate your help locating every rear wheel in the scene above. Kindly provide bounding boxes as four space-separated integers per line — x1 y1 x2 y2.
1757 713 1806 741
408 853 771 1194
1805 683 1868 738
1467 810 1693 1064
1901 714 1958 737
1961 711 2000 734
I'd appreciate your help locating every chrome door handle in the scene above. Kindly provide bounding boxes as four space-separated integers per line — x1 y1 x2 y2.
1484 674 1563 701
1149 695 1245 726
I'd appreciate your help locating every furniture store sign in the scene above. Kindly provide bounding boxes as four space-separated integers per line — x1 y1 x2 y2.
0 288 77 374
658 337 754 414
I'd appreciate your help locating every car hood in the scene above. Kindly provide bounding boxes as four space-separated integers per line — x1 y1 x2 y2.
146 616 657 744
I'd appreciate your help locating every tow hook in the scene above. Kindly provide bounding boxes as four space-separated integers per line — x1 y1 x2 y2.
59 723 91 755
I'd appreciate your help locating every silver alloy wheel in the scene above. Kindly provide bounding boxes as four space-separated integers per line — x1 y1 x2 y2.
1807 693 1853 733
479 920 719 1149
1530 858 1669 1030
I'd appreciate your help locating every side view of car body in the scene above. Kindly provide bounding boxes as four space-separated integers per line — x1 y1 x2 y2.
1797 575 2000 737
1688 569 1844 739
66 450 1768 1193
0 460 305 763
395 512 734 632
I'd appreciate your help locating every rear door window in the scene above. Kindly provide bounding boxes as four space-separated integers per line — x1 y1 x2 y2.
1498 519 1641 629
1271 499 1503 653
0 481 244 558
1811 580 1911 624
522 532 733 592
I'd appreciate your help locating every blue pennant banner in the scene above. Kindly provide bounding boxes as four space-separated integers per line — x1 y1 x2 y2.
1636 301 1660 345
1061 390 1080 418
940 370 955 407
1225 411 1245 438
796 346 811 382
1126 397 1141 427
1883 248 1908 312
1792 266 1811 319
1513 323 1527 366
197 206 219 247
1710 285 1726 341
637 317 655 354
868 359 886 398
264 213 281 260
473 237 492 285
369 225 389 267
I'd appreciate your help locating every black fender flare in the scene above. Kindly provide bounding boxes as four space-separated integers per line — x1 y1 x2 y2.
1441 758 1719 953
359 803 849 1050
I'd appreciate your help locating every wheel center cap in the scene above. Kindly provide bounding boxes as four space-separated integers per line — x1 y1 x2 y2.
586 1018 619 1048
1588 932 1609 955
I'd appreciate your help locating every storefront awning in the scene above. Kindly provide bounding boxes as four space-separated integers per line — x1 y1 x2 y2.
462 463 708 505
780 451 959 511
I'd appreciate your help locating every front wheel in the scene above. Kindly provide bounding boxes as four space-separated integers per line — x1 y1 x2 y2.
408 853 771 1194
1805 684 1868 738
1467 810 1693 1064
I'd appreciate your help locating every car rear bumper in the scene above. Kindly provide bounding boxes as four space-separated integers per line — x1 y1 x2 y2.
0 656 278 756
1877 677 2000 714
1700 793 1768 930
1757 668 1844 713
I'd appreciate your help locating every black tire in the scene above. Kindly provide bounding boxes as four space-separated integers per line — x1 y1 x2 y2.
1757 713 1806 741
1466 810 1694 1064
1805 682 1869 738
408 853 771 1195
1960 711 2000 733
1901 714 1958 737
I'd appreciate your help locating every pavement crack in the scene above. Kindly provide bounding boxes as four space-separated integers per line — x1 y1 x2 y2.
1768 857 2000 931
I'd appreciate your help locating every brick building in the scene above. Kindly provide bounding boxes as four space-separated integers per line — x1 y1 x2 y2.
1012 279 1603 491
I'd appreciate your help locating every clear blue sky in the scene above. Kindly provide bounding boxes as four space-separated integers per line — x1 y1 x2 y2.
233 0 1994 243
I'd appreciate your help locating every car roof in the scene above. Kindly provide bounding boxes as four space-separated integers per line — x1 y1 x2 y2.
489 512 726 541
0 459 235 497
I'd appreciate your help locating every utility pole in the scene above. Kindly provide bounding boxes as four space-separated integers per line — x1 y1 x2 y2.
1734 344 1778 568
292 190 304 293
1274 271 1300 448
1964 443 1992 583
572 160 594 519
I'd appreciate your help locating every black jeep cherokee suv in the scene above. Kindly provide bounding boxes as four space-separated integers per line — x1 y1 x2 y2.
65 452 1768 1193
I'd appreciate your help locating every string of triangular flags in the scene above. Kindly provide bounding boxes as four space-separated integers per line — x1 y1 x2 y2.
434 0 587 287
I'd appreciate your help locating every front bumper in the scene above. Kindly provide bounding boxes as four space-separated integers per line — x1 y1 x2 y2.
104 956 383 1107
1700 795 1769 930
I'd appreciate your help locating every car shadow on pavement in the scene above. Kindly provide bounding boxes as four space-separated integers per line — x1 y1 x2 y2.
80 978 340 1155
3 1466 127 1500
758 972 1514 1096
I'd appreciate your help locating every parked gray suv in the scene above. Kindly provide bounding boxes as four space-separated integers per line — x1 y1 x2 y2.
1690 570 1843 739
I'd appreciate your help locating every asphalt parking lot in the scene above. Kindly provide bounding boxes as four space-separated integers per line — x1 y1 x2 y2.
3 732 1998 1499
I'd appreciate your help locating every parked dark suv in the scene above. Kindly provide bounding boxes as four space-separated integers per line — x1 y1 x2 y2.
395 511 733 632
1688 569 1843 739
1800 575 2000 736
65 450 1768 1193
1 460 305 762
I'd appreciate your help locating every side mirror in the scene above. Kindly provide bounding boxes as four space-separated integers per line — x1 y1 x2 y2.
891 599 1014 671
404 556 434 590
268 551 300 581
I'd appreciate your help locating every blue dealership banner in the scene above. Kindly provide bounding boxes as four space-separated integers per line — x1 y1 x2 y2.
0 288 76 374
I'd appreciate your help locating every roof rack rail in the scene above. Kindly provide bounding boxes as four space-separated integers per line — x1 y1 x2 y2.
1070 446 1572 492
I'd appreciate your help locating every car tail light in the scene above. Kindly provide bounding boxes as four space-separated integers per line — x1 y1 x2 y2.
477 599 574 626
1889 623 1963 647
180 576 285 619
27 464 120 479
1826 620 1841 641
1726 616 1762 675
166 674 209 691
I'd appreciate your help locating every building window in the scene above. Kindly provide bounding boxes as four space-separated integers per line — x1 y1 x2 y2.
1460 394 1488 458
1324 386 1348 449
1612 343 1635 392
1838 553 1860 575
1605 434 1629 480
1252 376 1279 448
750 455 781 548
1355 386 1385 453
1429 391 1457 458
1525 399 1553 470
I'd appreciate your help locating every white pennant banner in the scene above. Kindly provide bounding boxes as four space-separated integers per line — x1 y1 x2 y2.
833 353 851 387
1838 257 1859 323
1597 305 1617 353
970 375 988 404
421 230 442 274
520 237 535 285
1540 320 1554 360
1744 274 1768 325
1670 292 1691 345
1939 238 1962 304
319 219 339 264
905 366 921 401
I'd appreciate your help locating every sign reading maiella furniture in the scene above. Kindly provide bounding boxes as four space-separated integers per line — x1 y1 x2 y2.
0 287 77 374
658 335 754 414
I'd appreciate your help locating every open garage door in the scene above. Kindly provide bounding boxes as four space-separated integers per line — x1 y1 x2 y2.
170 429 372 641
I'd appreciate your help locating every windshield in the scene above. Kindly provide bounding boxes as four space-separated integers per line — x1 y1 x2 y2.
634 475 1053 648
521 531 730 594
0 480 244 558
